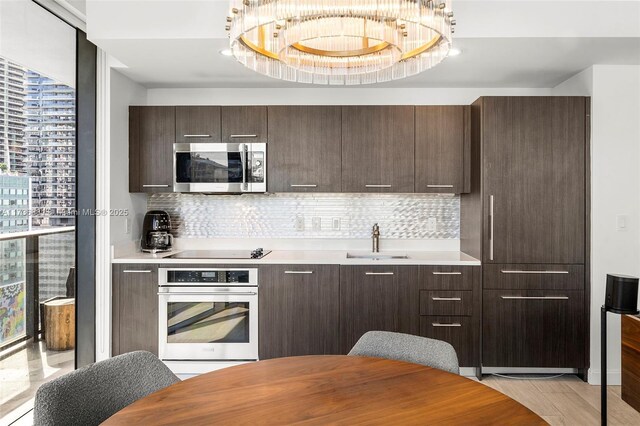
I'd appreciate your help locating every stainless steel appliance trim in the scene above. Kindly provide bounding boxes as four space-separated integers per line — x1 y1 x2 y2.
432 297 462 301
183 134 211 138
230 134 258 138
284 271 314 274
123 270 152 273
500 296 569 300
365 272 394 276
432 323 462 327
158 268 259 286
500 270 570 274
365 184 392 188
489 195 494 260
143 184 170 188
427 184 454 188
290 184 318 188
158 292 257 296
240 143 247 191
432 272 462 275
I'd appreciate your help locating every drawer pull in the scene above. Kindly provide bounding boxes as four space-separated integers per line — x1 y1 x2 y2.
123 270 152 273
427 184 454 188
284 271 314 274
500 270 569 275
183 134 211 138
432 323 462 327
290 184 318 188
432 297 462 301
365 272 394 276
432 272 462 275
501 296 569 300
365 184 392 188
142 184 170 188
230 134 258 138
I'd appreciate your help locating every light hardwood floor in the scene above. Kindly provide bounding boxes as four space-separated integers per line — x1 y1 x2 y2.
480 374 640 425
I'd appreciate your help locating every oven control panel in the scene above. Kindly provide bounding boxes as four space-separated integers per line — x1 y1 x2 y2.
161 268 258 286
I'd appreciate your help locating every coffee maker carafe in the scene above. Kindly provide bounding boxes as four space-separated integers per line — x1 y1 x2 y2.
141 210 173 253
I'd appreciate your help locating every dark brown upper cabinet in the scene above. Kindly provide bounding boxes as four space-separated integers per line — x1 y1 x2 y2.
175 106 221 143
221 106 267 143
259 265 340 359
341 106 415 193
481 97 586 264
415 106 470 194
129 106 175 193
267 106 342 192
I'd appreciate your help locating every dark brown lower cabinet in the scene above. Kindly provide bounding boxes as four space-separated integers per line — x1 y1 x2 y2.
339 266 420 353
259 265 340 359
420 316 475 367
112 264 159 356
482 290 585 368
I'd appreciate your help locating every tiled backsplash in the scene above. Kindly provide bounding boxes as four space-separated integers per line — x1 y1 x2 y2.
147 193 460 239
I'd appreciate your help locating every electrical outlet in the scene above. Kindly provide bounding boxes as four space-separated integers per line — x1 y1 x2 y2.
295 215 305 231
332 217 341 231
312 216 322 231
427 217 437 232
125 218 131 235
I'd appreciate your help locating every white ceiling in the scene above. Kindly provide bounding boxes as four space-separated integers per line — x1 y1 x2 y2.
85 0 640 89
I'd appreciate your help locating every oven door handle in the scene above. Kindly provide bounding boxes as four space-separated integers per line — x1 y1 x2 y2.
158 292 258 296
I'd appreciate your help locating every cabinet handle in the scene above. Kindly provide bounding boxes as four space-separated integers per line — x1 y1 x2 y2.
489 195 494 261
427 184 454 188
500 296 569 300
158 292 257 296
432 323 462 327
500 270 569 275
290 184 318 188
432 272 462 275
365 184 392 188
432 297 462 301
284 271 314 274
230 134 257 138
123 270 152 273
365 272 394 276
183 134 211 138
143 184 170 188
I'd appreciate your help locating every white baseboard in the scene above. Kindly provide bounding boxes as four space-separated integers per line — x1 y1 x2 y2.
587 369 621 385
481 367 578 375
459 367 478 377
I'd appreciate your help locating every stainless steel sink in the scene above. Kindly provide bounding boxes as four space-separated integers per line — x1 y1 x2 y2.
346 253 409 260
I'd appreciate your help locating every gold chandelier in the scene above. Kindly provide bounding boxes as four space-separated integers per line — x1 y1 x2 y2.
226 1 456 85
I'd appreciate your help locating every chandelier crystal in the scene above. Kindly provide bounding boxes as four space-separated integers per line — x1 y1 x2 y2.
226 1 456 85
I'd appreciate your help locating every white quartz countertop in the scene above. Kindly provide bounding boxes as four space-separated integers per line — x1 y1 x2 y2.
112 250 481 266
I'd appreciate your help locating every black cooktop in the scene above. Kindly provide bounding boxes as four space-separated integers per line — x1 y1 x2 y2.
165 248 271 260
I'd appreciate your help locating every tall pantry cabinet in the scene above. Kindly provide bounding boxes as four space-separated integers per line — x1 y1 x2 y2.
461 97 590 374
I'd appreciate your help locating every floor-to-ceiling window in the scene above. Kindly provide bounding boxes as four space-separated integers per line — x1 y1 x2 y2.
0 1 77 422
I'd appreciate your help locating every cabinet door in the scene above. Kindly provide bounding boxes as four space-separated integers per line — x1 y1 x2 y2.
415 106 469 194
482 97 586 263
482 289 585 368
341 106 415 193
175 106 221 143
112 264 158 355
221 106 267 142
129 106 175 192
267 106 342 192
339 266 419 353
420 316 475 367
259 265 340 359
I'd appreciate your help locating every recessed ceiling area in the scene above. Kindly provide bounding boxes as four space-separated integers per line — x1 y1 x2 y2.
86 0 640 88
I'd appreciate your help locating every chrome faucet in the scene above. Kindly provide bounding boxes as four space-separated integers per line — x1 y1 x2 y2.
372 223 380 253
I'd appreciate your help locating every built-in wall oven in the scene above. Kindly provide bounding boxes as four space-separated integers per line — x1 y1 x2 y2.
158 268 259 363
173 143 266 193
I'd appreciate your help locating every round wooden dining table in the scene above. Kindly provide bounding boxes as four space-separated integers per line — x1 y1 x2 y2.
103 356 545 425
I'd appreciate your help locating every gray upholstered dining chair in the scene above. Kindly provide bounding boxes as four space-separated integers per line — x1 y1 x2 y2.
348 331 460 374
33 350 179 426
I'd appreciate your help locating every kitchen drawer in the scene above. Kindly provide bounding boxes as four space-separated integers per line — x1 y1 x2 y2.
483 264 584 290
419 316 475 367
420 266 476 290
420 290 473 316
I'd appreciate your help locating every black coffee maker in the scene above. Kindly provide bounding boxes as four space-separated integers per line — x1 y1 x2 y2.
141 210 173 253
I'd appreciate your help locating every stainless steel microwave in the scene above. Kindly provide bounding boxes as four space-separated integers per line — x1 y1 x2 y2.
173 143 266 193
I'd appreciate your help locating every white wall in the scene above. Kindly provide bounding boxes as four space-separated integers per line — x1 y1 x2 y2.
554 65 640 385
110 69 147 247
